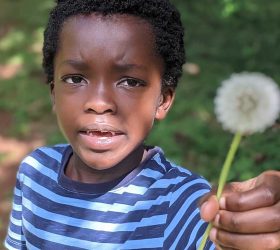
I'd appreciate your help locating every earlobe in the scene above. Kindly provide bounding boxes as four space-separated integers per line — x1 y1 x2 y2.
50 82 56 112
155 88 175 120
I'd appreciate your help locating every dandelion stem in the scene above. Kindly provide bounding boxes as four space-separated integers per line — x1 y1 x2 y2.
198 223 212 250
198 132 242 250
217 132 242 199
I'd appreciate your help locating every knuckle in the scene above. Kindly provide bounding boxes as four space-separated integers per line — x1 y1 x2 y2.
229 215 240 231
231 193 245 210
263 184 277 205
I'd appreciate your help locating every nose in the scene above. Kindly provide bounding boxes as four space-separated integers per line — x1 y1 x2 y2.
84 82 117 115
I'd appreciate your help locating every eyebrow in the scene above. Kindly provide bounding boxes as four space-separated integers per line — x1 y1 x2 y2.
115 63 148 72
58 60 89 70
59 59 148 72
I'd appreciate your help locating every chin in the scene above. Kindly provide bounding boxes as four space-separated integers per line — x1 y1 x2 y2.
81 151 125 170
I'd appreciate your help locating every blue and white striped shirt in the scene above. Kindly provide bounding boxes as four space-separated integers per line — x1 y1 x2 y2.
5 144 214 249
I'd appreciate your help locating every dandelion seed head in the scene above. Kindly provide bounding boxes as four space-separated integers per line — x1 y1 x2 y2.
215 72 280 134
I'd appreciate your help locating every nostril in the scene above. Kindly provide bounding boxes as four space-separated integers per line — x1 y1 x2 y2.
85 107 115 114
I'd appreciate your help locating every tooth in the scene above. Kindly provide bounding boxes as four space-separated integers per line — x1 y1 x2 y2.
87 130 94 136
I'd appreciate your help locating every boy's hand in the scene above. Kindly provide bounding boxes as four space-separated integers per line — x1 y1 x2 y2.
200 170 280 250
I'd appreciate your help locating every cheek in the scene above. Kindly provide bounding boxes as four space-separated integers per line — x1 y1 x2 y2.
55 109 73 137
54 89 83 115
121 91 159 112
54 95 81 132
119 97 159 128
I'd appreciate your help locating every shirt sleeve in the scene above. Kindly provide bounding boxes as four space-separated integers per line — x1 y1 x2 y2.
4 170 27 250
163 173 215 250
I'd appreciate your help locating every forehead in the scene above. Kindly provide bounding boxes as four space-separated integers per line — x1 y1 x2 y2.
59 14 157 55
56 13 163 73
63 13 153 34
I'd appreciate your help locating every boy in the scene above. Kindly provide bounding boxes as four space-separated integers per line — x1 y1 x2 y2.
5 0 280 249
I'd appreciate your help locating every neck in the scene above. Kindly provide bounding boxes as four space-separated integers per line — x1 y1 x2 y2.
65 145 146 184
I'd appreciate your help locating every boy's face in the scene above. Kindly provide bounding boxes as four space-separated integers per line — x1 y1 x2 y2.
52 14 174 172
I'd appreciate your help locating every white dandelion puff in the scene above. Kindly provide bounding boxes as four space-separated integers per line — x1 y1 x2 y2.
199 73 280 250
215 72 280 134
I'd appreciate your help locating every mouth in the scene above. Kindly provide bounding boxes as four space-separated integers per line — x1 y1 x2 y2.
79 124 124 138
80 129 122 137
78 124 125 151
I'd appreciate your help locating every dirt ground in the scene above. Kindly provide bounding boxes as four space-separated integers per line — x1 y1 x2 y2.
0 124 44 249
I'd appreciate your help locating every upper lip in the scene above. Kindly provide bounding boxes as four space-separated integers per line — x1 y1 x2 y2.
79 123 124 134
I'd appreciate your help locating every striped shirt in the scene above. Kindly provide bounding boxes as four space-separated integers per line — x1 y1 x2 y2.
5 144 214 250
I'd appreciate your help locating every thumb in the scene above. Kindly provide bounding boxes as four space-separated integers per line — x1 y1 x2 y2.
200 195 219 222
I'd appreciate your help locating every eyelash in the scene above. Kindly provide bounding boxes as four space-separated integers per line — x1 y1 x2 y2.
117 78 146 88
60 75 146 88
61 75 88 85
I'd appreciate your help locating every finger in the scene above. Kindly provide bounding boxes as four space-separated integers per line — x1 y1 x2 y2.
200 195 219 222
210 228 280 250
222 182 280 212
198 191 213 207
215 245 237 250
214 202 280 233
224 171 280 193
224 178 257 193
213 244 234 250
213 242 238 250
255 170 280 187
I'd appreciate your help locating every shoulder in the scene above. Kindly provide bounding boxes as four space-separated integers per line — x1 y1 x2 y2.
18 144 70 176
152 150 214 249
146 147 211 205
151 148 211 192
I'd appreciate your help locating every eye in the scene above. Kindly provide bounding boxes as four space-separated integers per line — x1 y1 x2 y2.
118 78 146 88
61 75 88 85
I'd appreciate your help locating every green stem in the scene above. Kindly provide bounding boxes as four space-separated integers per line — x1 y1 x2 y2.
198 132 242 250
216 132 242 199
198 223 212 250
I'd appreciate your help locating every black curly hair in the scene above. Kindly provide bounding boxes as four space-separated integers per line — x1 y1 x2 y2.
42 0 185 88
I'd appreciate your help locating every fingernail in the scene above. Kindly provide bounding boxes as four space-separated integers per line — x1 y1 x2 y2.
219 197 226 209
214 214 220 226
209 227 217 241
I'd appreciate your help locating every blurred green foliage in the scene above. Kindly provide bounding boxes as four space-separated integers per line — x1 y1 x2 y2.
150 0 280 182
0 0 279 184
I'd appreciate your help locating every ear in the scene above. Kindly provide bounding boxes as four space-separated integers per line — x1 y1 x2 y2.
50 82 56 112
155 87 175 120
